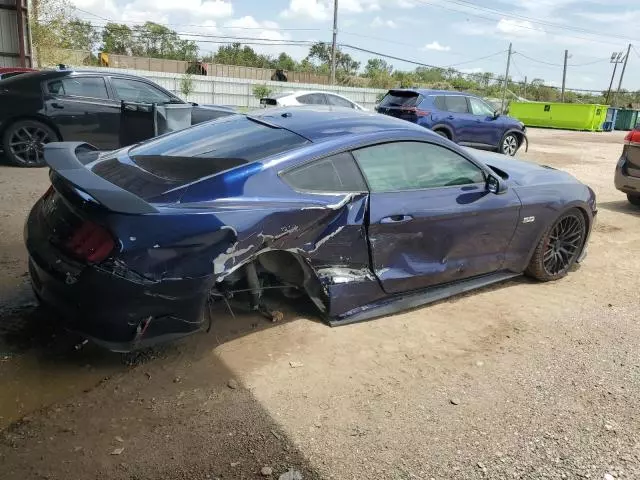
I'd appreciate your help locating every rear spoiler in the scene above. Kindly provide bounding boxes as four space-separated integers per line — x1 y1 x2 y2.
44 142 158 214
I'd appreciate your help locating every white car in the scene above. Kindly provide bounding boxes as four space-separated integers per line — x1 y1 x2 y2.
260 90 366 110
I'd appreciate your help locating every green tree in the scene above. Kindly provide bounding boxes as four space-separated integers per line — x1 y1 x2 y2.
101 23 133 55
30 0 72 66
276 52 296 71
61 19 99 51
364 58 393 78
305 42 360 81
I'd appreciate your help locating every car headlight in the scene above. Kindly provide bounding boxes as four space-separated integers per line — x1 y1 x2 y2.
518 121 525 129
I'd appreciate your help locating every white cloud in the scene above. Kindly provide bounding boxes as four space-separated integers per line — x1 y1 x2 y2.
396 0 419 7
459 67 483 74
280 0 380 20
280 0 330 21
423 41 451 52
496 18 546 38
370 16 397 28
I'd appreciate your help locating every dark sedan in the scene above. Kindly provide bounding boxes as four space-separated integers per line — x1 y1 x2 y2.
25 107 596 352
615 128 640 206
0 69 236 167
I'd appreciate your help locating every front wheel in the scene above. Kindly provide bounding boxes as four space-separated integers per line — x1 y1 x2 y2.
525 209 586 282
2 120 57 167
500 133 520 156
627 194 640 207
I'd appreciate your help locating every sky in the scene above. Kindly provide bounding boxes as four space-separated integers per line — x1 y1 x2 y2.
69 0 640 92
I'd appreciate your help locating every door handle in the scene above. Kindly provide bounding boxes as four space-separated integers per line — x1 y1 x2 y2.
447 115 454 120
51 102 64 109
380 215 413 224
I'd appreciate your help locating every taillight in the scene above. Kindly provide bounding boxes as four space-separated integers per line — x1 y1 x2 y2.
64 220 115 263
402 107 431 117
624 130 640 144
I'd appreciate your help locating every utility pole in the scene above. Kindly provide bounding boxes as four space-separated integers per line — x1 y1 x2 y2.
606 51 625 104
500 43 512 114
561 50 569 102
616 44 632 100
330 0 338 85
523 76 527 99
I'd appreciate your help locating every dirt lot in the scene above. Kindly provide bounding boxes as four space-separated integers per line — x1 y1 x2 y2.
1 128 639 480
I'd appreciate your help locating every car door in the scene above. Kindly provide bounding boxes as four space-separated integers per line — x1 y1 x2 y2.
43 76 121 149
297 93 328 106
468 96 501 147
352 141 521 294
441 95 478 144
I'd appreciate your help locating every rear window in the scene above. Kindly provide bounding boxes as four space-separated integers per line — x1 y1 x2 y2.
129 115 310 166
379 91 421 108
93 115 310 200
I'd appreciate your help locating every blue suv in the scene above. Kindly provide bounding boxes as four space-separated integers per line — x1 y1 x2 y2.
377 89 527 156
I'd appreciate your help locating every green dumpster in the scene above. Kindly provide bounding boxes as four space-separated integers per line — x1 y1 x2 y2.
614 109 639 131
509 102 609 131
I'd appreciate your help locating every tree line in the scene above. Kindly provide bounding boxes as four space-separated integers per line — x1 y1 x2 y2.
31 0 639 106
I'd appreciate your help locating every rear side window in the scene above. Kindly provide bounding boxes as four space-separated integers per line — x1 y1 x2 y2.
379 91 421 108
326 94 354 108
129 115 310 165
444 96 470 113
434 96 446 110
282 152 367 192
298 93 327 105
47 77 109 99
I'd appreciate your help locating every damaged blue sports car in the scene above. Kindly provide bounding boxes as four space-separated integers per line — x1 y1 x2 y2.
25 107 597 352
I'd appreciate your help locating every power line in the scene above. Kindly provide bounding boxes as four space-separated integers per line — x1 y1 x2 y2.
514 51 611 68
74 7 327 31
445 50 507 67
436 0 640 44
405 0 630 47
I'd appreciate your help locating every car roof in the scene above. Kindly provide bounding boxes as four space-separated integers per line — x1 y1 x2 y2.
248 105 432 142
0 68 156 83
388 88 479 98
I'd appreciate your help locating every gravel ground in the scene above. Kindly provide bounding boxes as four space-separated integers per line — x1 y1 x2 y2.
1 128 639 479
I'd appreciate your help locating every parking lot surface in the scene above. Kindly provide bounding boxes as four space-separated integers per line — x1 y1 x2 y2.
1 128 639 479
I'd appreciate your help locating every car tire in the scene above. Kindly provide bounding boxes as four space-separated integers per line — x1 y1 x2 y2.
525 208 586 282
627 194 640 207
500 132 520 156
434 129 450 139
1 119 58 167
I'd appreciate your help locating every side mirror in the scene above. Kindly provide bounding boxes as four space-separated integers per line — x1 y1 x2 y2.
487 174 508 195
493 110 501 119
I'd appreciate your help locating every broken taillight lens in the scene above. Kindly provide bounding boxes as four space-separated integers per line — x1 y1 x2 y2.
624 130 640 144
64 220 115 263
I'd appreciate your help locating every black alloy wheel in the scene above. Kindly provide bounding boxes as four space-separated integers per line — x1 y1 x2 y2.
542 213 584 276
526 209 586 282
2 120 56 167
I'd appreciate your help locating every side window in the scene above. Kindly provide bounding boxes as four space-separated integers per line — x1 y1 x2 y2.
352 142 485 192
326 94 354 108
434 96 446 110
282 152 367 192
111 78 173 103
444 96 469 113
297 93 327 105
47 77 109 99
469 97 495 116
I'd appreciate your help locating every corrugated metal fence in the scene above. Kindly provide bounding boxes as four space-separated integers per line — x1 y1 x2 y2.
92 67 386 111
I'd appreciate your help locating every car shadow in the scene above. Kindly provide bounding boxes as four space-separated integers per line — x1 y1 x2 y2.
597 199 640 216
0 289 323 479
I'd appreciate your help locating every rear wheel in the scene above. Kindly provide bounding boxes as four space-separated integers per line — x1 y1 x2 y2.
526 209 586 282
627 194 640 207
500 132 520 156
2 120 57 167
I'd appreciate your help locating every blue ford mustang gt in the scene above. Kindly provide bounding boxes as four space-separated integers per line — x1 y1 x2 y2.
25 107 597 352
